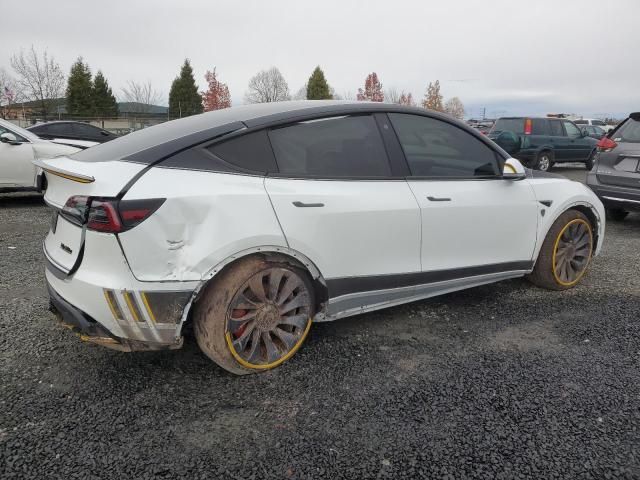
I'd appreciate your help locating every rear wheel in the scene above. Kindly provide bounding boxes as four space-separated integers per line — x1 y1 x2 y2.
535 151 553 171
194 257 314 375
526 210 594 290
606 208 629 221
585 150 595 171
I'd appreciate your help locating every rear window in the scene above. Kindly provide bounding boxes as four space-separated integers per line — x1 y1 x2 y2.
208 130 278 173
492 118 524 134
268 115 391 178
531 119 549 135
573 119 587 125
592 120 605 126
612 118 640 144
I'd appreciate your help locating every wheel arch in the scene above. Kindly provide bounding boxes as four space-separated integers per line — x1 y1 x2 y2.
177 246 329 332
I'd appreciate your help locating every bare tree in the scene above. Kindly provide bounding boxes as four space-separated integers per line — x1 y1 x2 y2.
0 68 22 119
244 67 290 103
120 80 162 113
293 84 307 100
385 87 400 104
444 97 465 120
10 46 65 120
340 90 356 101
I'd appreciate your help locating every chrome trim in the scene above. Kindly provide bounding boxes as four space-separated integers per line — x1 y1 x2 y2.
602 196 640 205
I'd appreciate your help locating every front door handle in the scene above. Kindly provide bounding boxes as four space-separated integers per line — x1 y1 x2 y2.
427 196 451 202
292 201 325 208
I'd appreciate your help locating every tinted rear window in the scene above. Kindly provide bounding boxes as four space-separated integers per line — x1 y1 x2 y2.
612 118 640 143
492 118 524 134
574 119 587 125
532 119 548 135
592 120 605 126
208 130 278 173
268 115 391 178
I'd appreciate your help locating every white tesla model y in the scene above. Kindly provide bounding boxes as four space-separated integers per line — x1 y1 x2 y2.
37 101 605 374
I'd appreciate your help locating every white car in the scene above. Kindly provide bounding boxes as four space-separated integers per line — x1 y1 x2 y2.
0 119 81 192
37 101 605 374
574 118 615 133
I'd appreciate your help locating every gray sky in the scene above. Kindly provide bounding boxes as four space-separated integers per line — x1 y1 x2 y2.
1 0 637 118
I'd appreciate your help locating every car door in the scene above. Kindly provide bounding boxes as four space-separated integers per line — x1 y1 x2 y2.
0 126 36 187
563 120 593 161
548 119 570 160
388 113 538 274
264 114 422 297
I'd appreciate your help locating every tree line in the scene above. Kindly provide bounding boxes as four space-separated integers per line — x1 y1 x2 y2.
0 46 465 121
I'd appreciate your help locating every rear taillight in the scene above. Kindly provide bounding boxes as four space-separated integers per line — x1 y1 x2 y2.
61 196 165 233
524 118 532 135
596 137 617 152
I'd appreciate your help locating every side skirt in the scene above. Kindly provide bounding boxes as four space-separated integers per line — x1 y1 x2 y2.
314 270 529 322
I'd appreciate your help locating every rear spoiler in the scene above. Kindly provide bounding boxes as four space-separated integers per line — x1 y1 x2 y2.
32 158 95 184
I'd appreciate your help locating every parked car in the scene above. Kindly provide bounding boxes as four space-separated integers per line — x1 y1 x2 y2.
37 101 605 375
0 118 80 193
28 121 117 148
574 118 615 133
488 117 598 171
580 125 606 140
587 112 640 221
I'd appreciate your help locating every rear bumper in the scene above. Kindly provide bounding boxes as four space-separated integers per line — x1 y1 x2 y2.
586 173 640 211
44 228 198 351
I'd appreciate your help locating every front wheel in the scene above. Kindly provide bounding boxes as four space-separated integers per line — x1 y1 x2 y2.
526 210 594 290
194 257 314 375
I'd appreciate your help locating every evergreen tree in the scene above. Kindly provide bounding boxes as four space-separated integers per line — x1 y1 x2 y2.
169 59 203 118
66 57 93 116
92 70 118 118
306 66 332 100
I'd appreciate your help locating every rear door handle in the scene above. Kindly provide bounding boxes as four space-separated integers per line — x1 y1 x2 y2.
292 201 324 208
427 196 451 202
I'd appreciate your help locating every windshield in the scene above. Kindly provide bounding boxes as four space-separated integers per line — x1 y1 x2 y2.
612 118 640 143
491 118 524 134
0 119 40 142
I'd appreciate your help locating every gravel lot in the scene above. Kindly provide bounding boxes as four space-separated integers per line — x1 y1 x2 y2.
1 167 639 479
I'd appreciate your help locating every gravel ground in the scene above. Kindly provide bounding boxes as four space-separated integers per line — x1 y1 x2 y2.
1 168 640 479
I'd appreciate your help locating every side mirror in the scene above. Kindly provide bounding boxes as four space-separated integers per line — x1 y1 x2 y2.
494 131 520 154
0 132 19 145
503 158 527 181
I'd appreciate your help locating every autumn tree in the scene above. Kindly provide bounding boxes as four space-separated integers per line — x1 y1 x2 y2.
10 46 65 120
357 72 384 102
66 57 93 116
444 97 465 120
92 70 118 117
422 80 444 111
398 92 415 106
169 59 203 118
120 80 161 113
245 67 290 103
306 66 332 100
201 68 231 111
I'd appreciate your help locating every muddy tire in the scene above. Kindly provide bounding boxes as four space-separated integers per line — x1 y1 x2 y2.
526 210 594 290
194 256 314 375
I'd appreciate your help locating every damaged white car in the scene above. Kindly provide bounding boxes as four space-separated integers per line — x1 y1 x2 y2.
38 101 605 374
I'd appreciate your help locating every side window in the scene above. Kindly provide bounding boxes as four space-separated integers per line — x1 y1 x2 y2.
563 121 582 138
73 123 98 136
549 120 564 136
532 118 549 135
268 115 391 178
208 130 278 174
388 113 500 178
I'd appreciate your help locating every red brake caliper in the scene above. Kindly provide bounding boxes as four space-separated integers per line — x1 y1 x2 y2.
231 309 248 338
